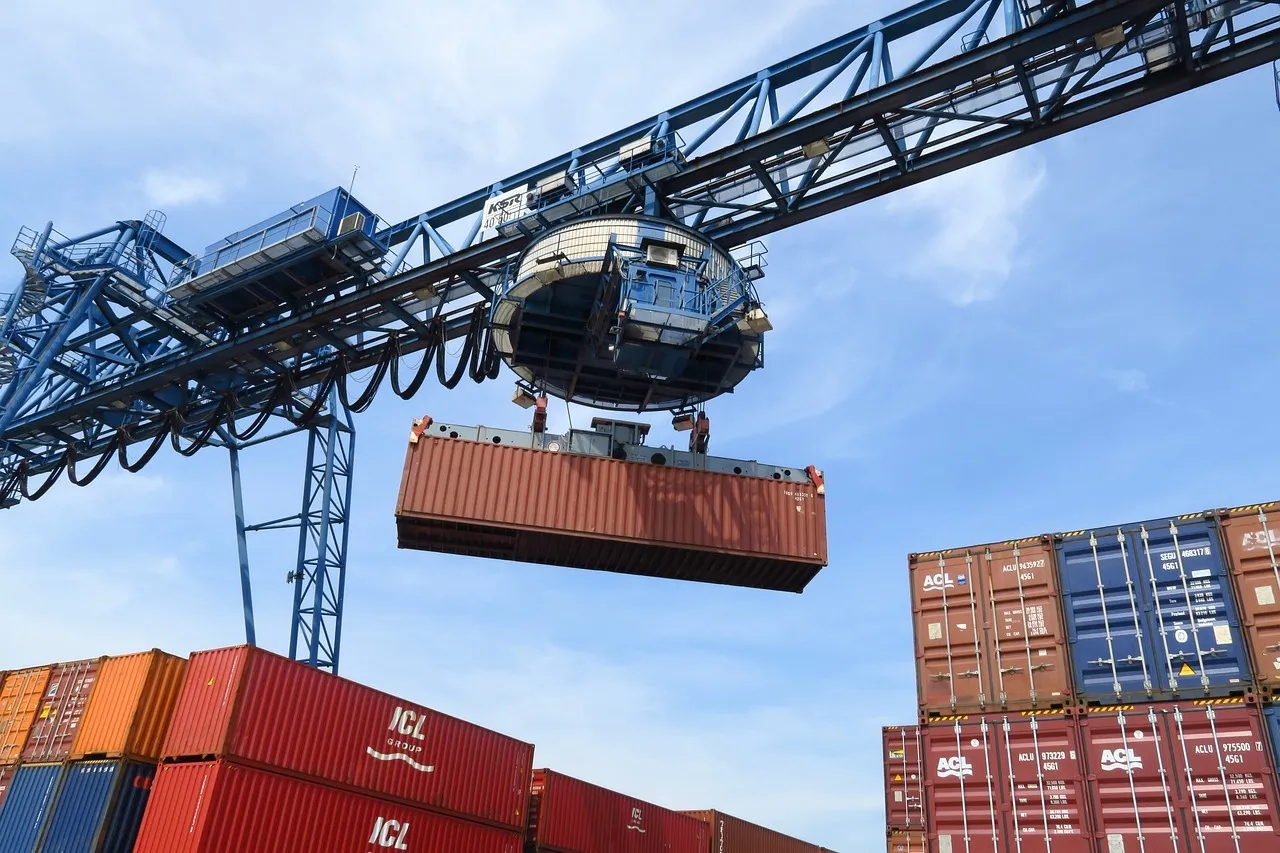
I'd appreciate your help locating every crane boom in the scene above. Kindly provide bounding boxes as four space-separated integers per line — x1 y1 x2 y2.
1 0 1277 671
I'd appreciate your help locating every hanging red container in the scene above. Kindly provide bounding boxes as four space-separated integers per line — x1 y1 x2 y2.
528 769 708 853
160 645 534 831
133 759 526 853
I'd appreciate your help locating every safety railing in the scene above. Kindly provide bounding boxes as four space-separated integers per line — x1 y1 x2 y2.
169 203 335 287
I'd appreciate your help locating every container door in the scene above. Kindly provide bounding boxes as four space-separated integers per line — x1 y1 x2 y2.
1058 530 1158 705
912 552 989 717
1266 706 1280 773
22 659 101 763
882 727 925 831
924 717 1005 853
37 760 121 853
1219 505 1280 692
1080 706 1185 853
979 540 1073 711
995 713 1092 853
1166 702 1280 853
1131 518 1251 697
0 765 14 812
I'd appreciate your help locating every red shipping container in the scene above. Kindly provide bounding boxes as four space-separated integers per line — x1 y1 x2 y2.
528 768 708 853
133 759 525 853
21 657 102 762
0 764 13 811
1078 699 1280 853
396 425 827 593
680 809 827 853
881 726 924 831
1218 502 1280 691
923 714 1004 853
912 550 989 718
160 645 534 830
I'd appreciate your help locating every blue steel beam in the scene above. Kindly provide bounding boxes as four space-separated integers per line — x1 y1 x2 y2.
2 0 1279 497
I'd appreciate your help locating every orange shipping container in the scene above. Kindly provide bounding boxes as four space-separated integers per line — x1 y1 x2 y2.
73 649 188 761
0 666 52 763
680 810 827 853
396 422 828 593
1218 502 1280 692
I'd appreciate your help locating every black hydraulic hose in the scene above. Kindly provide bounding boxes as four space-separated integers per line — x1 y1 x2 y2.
66 435 121 487
20 457 66 501
337 344 393 413
170 400 225 457
117 424 169 473
390 321 443 400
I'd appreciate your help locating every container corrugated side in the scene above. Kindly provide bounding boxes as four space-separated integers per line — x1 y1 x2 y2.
1218 503 1280 693
1058 514 1252 705
922 715 1004 853
880 726 924 831
529 769 707 853
72 650 187 761
679 809 825 853
0 763 63 853
976 538 1073 711
133 760 525 853
161 645 534 830
885 830 925 853
22 659 103 763
911 550 989 718
1079 698 1280 852
37 760 155 853
0 668 52 764
396 432 827 593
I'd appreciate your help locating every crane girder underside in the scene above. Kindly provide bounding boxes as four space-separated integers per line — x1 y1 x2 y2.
3 0 1276 495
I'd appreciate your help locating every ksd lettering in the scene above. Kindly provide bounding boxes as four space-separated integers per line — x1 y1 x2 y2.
369 816 411 850
388 706 428 741
936 756 973 779
1100 748 1142 772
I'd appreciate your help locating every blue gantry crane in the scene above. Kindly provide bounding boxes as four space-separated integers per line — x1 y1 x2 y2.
2 0 1278 673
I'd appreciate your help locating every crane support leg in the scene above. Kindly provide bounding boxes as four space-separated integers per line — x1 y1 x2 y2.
287 389 356 674
227 441 257 646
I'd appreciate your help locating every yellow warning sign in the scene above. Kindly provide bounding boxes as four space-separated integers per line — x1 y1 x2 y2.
893 774 903 782
1179 663 1195 677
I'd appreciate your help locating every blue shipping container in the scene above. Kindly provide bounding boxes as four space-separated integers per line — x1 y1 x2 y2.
38 761 155 853
1057 514 1252 704
0 764 63 853
1266 704 1280 772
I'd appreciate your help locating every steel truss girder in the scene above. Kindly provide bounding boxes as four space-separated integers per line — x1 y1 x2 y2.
3 0 1279 497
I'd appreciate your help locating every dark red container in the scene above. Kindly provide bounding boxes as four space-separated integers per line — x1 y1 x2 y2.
922 715 1004 853
1218 502 1280 692
160 645 534 830
680 809 827 853
396 427 827 593
881 726 924 831
21 657 102 762
0 764 13 811
912 550 989 717
885 829 925 853
528 768 708 853
133 759 525 853
1078 699 1280 853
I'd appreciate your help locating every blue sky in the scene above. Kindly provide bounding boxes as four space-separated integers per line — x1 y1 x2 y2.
2 2 1279 850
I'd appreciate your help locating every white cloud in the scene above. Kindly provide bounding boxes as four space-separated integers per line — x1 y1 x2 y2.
889 151 1046 305
1104 368 1149 394
140 170 227 207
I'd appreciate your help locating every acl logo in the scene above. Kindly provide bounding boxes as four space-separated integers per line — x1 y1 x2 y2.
627 806 646 833
936 756 973 779
369 816 410 849
1100 748 1143 773
922 573 966 592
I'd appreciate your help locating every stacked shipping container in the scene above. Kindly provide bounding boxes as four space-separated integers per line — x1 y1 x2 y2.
888 499 1280 850
0 649 185 853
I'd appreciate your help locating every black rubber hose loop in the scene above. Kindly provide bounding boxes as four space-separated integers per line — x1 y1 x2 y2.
20 457 66 501
67 434 121 487
117 424 169 474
